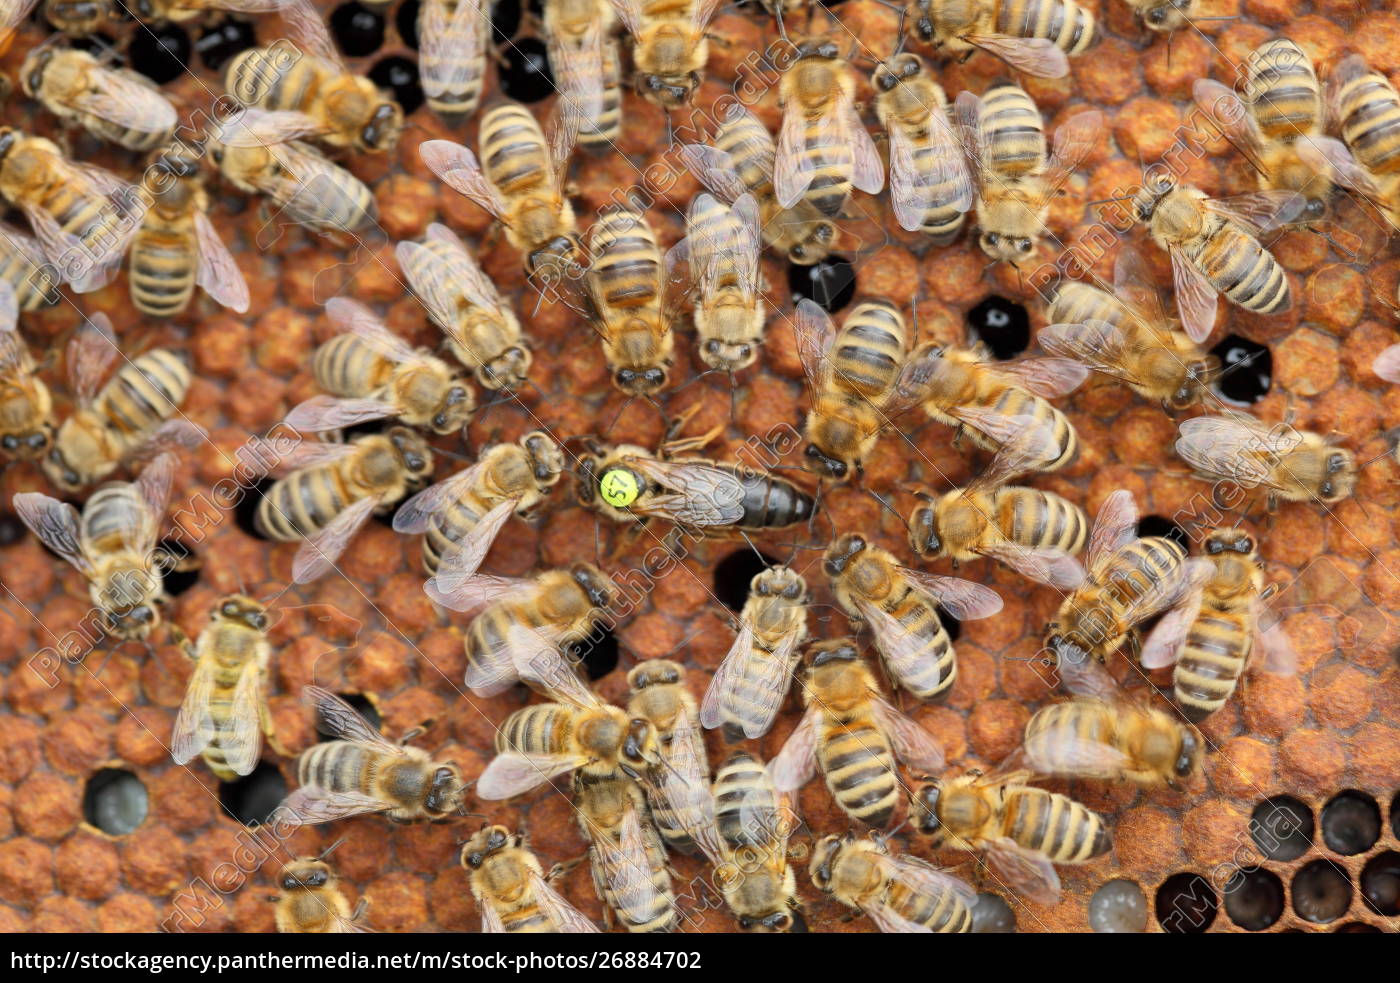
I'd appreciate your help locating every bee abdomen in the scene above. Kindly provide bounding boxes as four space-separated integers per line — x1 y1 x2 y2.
886 600 955 699
981 84 1046 178
1174 610 1251 720
998 0 1094 55
730 468 816 531
714 751 778 848
715 111 777 199
1192 224 1289 314
889 879 973 933
590 209 662 308
480 105 549 191
298 741 375 796
313 334 389 397
422 498 487 574
82 484 152 549
421 0 486 120
496 704 570 756
1337 70 1400 177
795 137 853 217
129 232 197 317
821 724 897 827
834 301 906 396
99 348 189 441
256 467 346 541
226 46 316 112
1246 40 1320 141
1005 787 1111 862
1001 487 1087 554
579 41 623 151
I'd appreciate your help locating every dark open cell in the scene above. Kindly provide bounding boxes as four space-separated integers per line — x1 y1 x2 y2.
1291 859 1353 924
1360 850 1400 917
967 296 1030 360
195 17 257 72
68 32 117 55
1320 789 1381 855
1250 794 1315 861
970 892 1016 933
713 549 778 613
1209 334 1271 405
219 761 288 827
234 477 277 541
396 0 420 49
331 2 386 58
936 608 961 643
1136 515 1189 549
572 626 620 680
493 0 522 44
156 538 200 596
1333 922 1382 932
1155 872 1218 933
788 255 856 313
0 511 25 547
1088 879 1148 933
1223 867 1284 931
498 37 554 103
370 56 425 115
83 768 148 836
316 693 382 742
129 24 191 85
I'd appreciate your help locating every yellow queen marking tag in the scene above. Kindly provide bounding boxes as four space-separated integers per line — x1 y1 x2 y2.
600 469 640 507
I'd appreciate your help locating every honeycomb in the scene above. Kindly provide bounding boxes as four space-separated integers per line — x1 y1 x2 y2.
0 0 1397 935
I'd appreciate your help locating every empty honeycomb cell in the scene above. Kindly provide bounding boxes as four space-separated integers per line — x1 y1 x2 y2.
788 256 857 313
396 0 419 47
82 768 148 837
156 540 201 597
711 548 777 613
1291 859 1353 924
1155 872 1219 933
966 297 1030 361
1209 334 1273 405
1222 867 1285 931
971 892 1017 933
1359 851 1400 918
128 24 192 85
572 627 621 681
1333 922 1383 932
217 762 287 828
497 36 554 103
0 511 25 546
370 55 425 115
1135 515 1189 550
194 16 257 71
491 0 521 43
330 2 386 57
1088 879 1148 933
1320 790 1382 856
1250 795 1315 861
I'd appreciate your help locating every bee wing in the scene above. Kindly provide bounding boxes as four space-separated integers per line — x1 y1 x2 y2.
858 899 935 933
684 193 761 296
528 870 602 933
283 395 396 432
1126 558 1214 631
280 786 391 825
1086 488 1138 567
700 621 751 730
942 406 1060 472
1139 591 1203 670
265 143 375 233
1175 413 1294 489
1192 79 1266 162
984 356 1088 400
774 95 820 210
1112 244 1176 330
952 90 987 173
476 751 580 800
546 98 582 188
249 437 357 478
0 223 54 299
965 35 1069 79
886 118 973 232
846 100 886 195
427 222 506 311
690 0 722 29
391 463 488 533
0 283 23 363
419 140 509 220
277 0 346 69
549 15 606 124
1167 244 1221 344
979 542 1086 590
326 297 417 362
419 0 487 104
303 686 402 752
898 569 1004 621
24 195 133 294
677 143 751 206
872 697 945 774
1253 601 1298 676
888 853 978 904
134 451 178 523
701 622 797 739
1056 653 1120 699
628 458 747 526
192 211 250 313
793 296 838 391
1208 190 1306 235
212 661 266 776
1037 320 1142 388
66 67 178 139
1021 718 1132 781
605 0 644 36
65 313 119 406
479 902 508 934
170 657 220 766
1374 345 1400 384
212 108 325 146
768 705 820 793
424 568 532 614
0 0 38 31
857 595 942 693
291 495 380 584
1040 110 1102 196
592 799 669 926
505 621 596 706
132 420 208 472
986 837 1061 905
13 493 92 577
1295 136 1381 197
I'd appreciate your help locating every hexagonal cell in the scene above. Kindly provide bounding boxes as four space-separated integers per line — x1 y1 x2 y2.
967 296 1030 360
1136 515 1189 550
1223 867 1284 932
370 56 425 116
970 892 1016 933
1155 872 1218 934
788 257 856 313
497 37 554 103
1320 790 1381 856
1209 334 1272 405
1250 795 1314 861
1359 851 1400 918
329 2 385 57
1088 879 1148 933
82 768 148 836
572 626 620 680
712 548 777 612
218 762 288 827
1291 859 1353 925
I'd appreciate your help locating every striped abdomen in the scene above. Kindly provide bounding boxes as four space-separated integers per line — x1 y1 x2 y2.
791 113 853 217
1188 219 1289 314
313 333 393 398
1174 605 1252 722
1093 536 1187 627
1245 39 1321 142
36 178 127 268
720 465 817 531
480 104 552 195
992 487 1087 555
420 0 487 120
885 875 973 933
714 750 780 850
589 207 662 310
975 384 1078 471
1335 67 1400 176
997 0 1094 55
129 222 196 317
297 740 380 796
225 46 326 114
899 95 966 241
1001 786 1110 863
81 482 155 555
817 713 898 827
575 772 677 933
255 464 352 541
831 300 906 400
0 225 58 311
1022 702 1110 775
201 660 259 781
1046 281 1125 328
718 608 803 743
715 108 778 200
882 587 955 700
579 41 623 151
981 83 1047 179
422 492 492 573
495 703 573 756
94 349 189 450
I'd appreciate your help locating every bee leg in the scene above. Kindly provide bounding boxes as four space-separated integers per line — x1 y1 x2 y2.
261 676 291 758
545 855 587 882
264 894 281 904
350 897 370 923
168 624 195 660
398 719 436 745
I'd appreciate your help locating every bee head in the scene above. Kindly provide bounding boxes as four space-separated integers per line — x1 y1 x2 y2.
702 337 756 373
753 564 805 600
430 384 473 435
911 782 945 837
909 504 941 555
627 658 680 691
1045 627 1090 671
635 71 701 109
612 365 668 396
522 431 564 485
739 907 806 933
216 595 269 631
108 603 159 640
460 824 512 868
279 860 332 890
525 236 582 283
1204 528 1254 556
1174 728 1202 782
795 38 840 60
484 346 532 391
807 835 843 893
0 128 18 163
618 717 660 776
822 533 866 577
808 638 859 668
360 101 404 153
387 426 433 478
1143 0 1192 30
978 230 1036 263
1318 450 1356 502
1168 358 1217 410
423 765 463 816
570 563 615 610
2 424 53 460
874 53 922 92
1132 172 1176 221
21 49 55 99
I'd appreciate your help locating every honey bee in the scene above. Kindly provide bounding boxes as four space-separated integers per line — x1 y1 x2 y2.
903 0 1095 78
1300 55 1400 228
809 834 975 933
170 594 276 780
1118 0 1194 32
626 659 709 854
460 825 599 933
284 687 466 824
825 534 1003 701
701 564 809 742
129 0 283 24
1130 172 1303 343
1044 489 1211 698
45 315 202 492
680 103 839 265
906 426 1088 589
1019 696 1202 787
225 0 403 153
771 638 948 827
546 0 623 150
0 282 54 460
669 191 765 375
393 431 564 577
608 0 720 109
0 0 110 48
955 83 1101 264
896 341 1086 474
271 843 371 934
586 204 674 397
911 768 1111 904
209 109 377 234
0 127 142 293
793 297 908 480
1175 411 1356 510
129 142 250 317
22 46 177 152
284 298 475 437
428 564 614 703
397 223 531 392
1040 245 1218 411
1140 527 1298 722
14 452 177 642
420 102 582 284
251 426 434 584
873 53 974 241
775 38 884 218
0 222 60 311
418 0 489 122
572 770 679 932
573 427 818 536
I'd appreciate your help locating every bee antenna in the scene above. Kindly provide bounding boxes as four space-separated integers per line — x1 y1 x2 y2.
602 396 636 438
738 529 771 566
865 487 912 536
1087 195 1134 207
317 836 348 861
